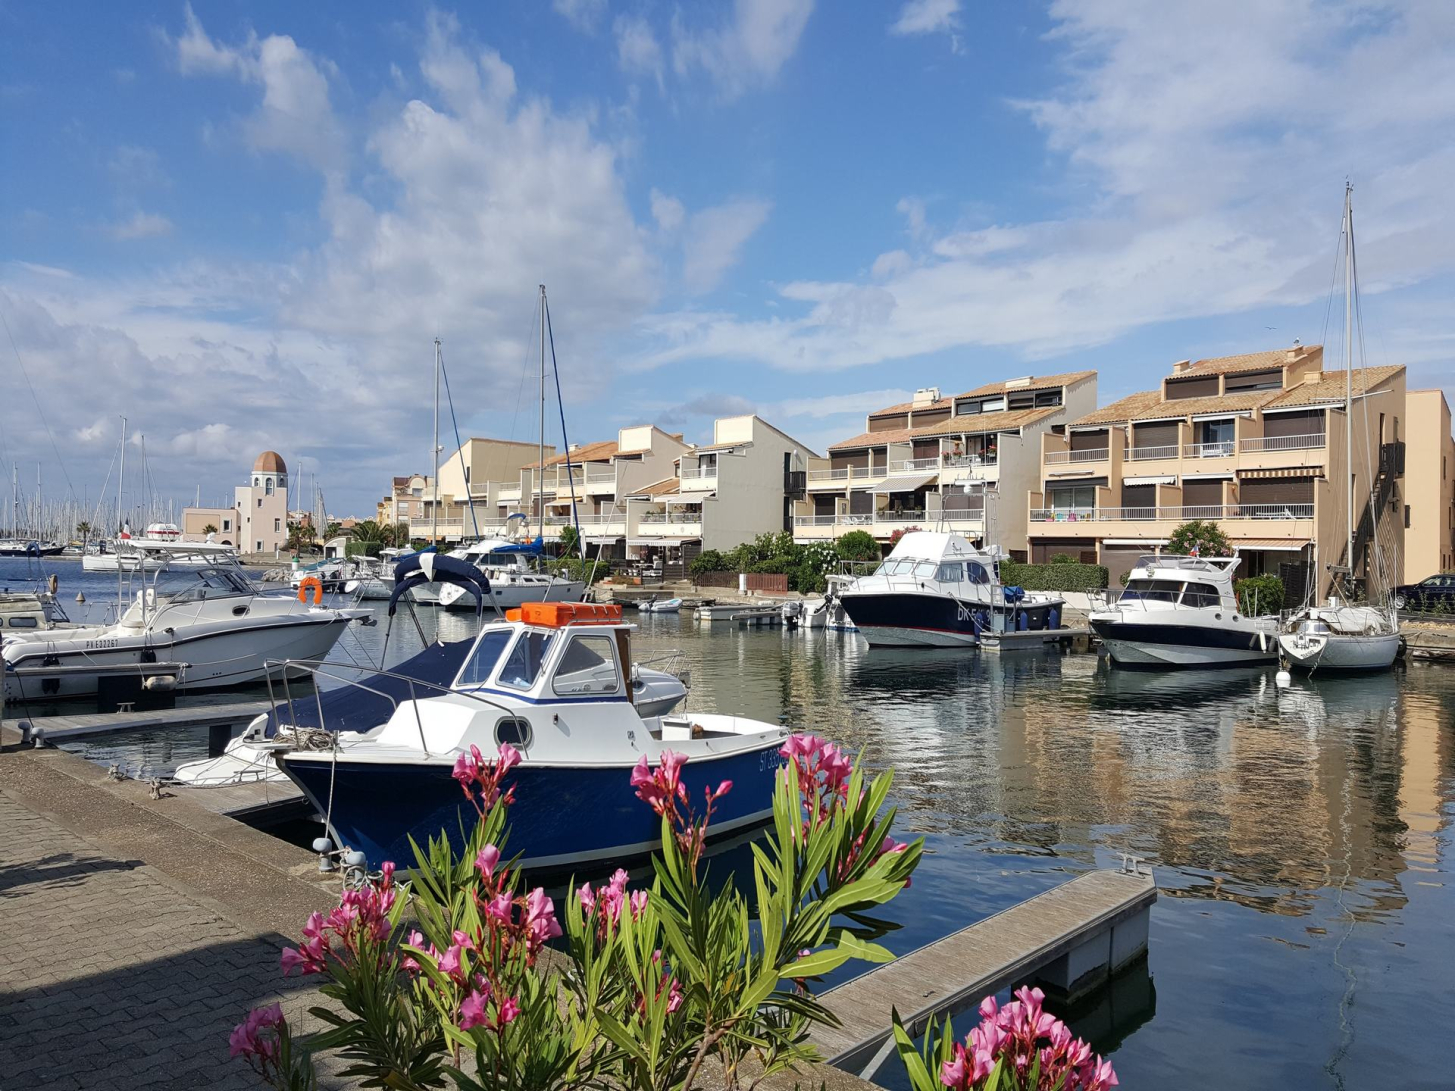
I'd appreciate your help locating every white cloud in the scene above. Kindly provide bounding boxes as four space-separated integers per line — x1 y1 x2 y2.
772 389 912 419
108 211 174 240
109 145 170 190
650 188 685 232
635 0 1455 372
553 0 607 33
168 4 346 173
614 14 665 90
682 199 772 292
672 0 815 99
889 0 960 37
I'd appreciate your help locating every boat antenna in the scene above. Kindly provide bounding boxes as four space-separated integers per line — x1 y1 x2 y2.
543 291 585 559
432 338 442 549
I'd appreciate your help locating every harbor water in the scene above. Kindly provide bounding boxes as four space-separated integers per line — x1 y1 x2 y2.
6 558 1453 1089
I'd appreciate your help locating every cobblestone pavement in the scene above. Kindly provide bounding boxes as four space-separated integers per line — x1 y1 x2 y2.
0 790 338 1091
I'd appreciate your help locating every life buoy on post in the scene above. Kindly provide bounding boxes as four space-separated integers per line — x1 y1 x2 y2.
298 576 324 605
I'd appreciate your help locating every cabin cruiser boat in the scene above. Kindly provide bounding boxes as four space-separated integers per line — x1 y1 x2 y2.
1089 555 1278 668
0 539 65 557
83 525 237 571
838 531 1065 647
263 559 759 870
434 536 586 611
3 542 369 702
172 554 689 791
1276 599 1401 672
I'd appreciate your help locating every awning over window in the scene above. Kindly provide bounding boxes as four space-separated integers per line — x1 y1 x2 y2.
1238 466 1323 479
1123 475 1176 485
873 474 937 494
627 536 700 546
584 536 622 546
1234 538 1311 550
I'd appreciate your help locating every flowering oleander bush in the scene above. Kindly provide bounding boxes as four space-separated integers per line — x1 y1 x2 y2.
231 733 923 1090
892 985 1117 1091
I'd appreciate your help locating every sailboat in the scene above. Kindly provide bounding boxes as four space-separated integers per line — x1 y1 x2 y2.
1276 185 1401 673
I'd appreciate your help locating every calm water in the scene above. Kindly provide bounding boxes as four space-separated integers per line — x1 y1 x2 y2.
8 558 1454 1089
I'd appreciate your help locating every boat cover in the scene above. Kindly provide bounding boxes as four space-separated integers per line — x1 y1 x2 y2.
264 639 474 736
388 552 490 616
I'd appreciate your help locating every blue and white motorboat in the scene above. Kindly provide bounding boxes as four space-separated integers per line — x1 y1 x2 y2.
838 531 1065 647
273 590 785 871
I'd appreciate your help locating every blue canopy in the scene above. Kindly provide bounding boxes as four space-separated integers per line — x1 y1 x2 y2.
484 535 544 556
387 552 491 616
264 639 473 737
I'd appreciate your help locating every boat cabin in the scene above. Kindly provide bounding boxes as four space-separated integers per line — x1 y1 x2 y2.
1115 555 1241 611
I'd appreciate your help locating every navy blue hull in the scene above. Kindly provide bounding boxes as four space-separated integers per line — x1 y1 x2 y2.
841 592 1059 645
279 745 784 872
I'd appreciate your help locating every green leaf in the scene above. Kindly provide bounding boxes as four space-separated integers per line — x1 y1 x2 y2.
779 944 854 980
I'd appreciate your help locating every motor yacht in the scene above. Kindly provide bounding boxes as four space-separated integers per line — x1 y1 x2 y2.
838 531 1065 647
434 536 586 611
1089 554 1278 668
83 525 237 571
3 542 369 702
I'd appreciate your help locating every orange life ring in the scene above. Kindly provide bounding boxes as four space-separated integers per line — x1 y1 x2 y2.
298 576 324 605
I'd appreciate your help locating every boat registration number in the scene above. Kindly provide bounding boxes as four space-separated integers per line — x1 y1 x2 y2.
758 749 786 772
84 639 120 650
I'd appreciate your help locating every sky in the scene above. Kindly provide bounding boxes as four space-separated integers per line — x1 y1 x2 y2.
2 0 1454 520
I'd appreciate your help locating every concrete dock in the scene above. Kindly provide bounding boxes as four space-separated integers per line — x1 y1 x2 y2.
811 864 1156 1076
14 698 270 741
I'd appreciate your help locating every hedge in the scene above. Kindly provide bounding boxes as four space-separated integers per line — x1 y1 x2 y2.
1234 573 1285 615
998 561 1109 593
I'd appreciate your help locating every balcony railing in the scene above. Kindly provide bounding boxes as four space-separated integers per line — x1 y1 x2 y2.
794 514 873 528
544 512 626 526
1239 433 1326 453
1183 441 1237 458
889 458 939 474
679 467 717 480
1044 448 1110 464
942 453 997 468
807 466 887 484
1127 445 1179 461
1031 503 1314 523
640 511 703 524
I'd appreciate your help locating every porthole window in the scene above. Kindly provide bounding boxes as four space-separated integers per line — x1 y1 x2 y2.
495 716 533 749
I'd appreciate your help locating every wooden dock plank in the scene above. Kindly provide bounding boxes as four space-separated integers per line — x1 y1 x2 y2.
811 868 1155 1069
19 700 271 740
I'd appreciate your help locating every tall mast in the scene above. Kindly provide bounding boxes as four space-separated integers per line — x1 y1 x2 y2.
538 284 546 543
117 416 127 606
432 337 441 547
1344 183 1354 586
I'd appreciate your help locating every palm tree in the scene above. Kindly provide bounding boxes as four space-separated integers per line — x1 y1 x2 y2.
202 523 218 535
346 519 402 557
75 521 93 549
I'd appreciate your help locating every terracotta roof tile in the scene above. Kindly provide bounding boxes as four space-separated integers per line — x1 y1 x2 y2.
692 439 754 452
629 477 681 497
869 395 953 417
1071 390 1279 426
827 406 1058 450
525 439 618 469
954 370 1096 400
1182 345 1321 375
1265 365 1403 408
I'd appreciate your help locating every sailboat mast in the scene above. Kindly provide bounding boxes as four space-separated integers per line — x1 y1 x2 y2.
117 416 127 606
538 284 546 543
432 338 441 547
1344 184 1354 587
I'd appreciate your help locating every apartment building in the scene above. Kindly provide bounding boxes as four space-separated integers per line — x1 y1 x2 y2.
380 438 554 543
182 450 288 553
796 372 1097 557
1027 344 1410 596
1404 389 1455 578
627 415 823 560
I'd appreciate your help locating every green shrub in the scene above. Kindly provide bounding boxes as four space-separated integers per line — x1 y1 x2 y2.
835 529 880 562
689 549 726 578
999 561 1109 593
547 556 609 585
1050 552 1076 564
1167 519 1232 558
1234 573 1284 614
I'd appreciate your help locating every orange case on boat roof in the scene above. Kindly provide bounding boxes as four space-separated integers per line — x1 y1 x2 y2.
511 602 622 627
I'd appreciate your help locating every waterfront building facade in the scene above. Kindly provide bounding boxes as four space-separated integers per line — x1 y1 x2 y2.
181 450 288 553
1403 389 1455 579
1026 345 1411 596
796 372 1097 557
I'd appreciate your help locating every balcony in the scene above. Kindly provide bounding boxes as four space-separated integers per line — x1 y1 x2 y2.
942 453 996 469
496 485 522 503
1030 503 1314 523
793 509 984 541
1239 433 1326 453
1044 448 1110 465
1127 445 1179 461
888 458 939 474
807 465 888 490
637 509 704 538
679 466 718 493
1183 441 1237 459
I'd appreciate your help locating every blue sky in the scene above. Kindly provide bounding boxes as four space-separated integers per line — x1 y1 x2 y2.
2 1 1453 518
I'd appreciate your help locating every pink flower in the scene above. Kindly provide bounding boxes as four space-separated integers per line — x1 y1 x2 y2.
438 943 465 982
1089 1058 1119 1090
474 844 501 879
229 1004 284 1060
709 779 733 802
577 884 596 914
279 935 326 976
459 988 490 1030
486 892 514 924
523 888 562 949
401 930 426 974
659 750 688 800
629 889 649 917
940 1045 967 1089
497 742 522 772
495 995 520 1028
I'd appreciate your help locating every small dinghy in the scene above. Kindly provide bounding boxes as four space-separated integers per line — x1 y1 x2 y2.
272 595 784 871
638 597 683 613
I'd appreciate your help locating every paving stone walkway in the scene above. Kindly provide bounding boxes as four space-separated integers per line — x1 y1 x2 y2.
0 790 338 1091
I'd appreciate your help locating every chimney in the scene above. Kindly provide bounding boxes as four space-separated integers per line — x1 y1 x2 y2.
1171 359 1192 374
912 387 941 407
569 443 580 452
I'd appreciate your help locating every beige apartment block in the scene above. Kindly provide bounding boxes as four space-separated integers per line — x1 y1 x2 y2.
797 371 1098 557
1027 345 1411 597
629 415 823 560
182 450 288 554
1403 389 1455 578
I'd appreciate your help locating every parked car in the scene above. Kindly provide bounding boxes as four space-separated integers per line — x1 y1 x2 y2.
1392 573 1455 611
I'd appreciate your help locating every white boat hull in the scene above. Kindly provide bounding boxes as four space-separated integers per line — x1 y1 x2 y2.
1277 630 1401 671
1099 635 1275 667
855 624 978 648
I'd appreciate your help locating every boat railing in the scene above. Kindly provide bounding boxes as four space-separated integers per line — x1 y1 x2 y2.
261 657 519 758
635 648 689 680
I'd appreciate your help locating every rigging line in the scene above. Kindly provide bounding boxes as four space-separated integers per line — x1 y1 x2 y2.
438 343 480 540
506 293 543 450
1317 201 1346 354
544 294 584 558
0 304 81 503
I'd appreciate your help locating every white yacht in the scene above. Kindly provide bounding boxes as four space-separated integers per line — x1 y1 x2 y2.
3 543 368 702
83 524 237 571
435 538 586 611
838 531 1066 647
1089 555 1279 668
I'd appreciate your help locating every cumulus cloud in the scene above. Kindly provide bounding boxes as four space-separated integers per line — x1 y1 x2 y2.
108 211 174 240
889 0 961 38
672 0 815 99
682 199 772 292
614 14 665 90
650 188 685 232
553 0 607 33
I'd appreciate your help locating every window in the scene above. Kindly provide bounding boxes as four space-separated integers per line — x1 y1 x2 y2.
274 518 281 532
223 518 231 531
498 630 555 689
495 716 532 749
257 499 263 508
9 616 38 628
966 561 991 584
265 478 274 495
1120 579 1181 603
936 564 963 582
551 634 620 696
1198 419 1235 453
1049 485 1097 514
1181 582 1220 608
913 560 938 578
458 629 514 687
254 477 260 487
256 540 263 551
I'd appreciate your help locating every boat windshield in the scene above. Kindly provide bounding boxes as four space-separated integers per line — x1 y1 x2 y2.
157 567 255 602
1119 578 1182 604
874 559 911 576
497 629 556 690
457 628 515 687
